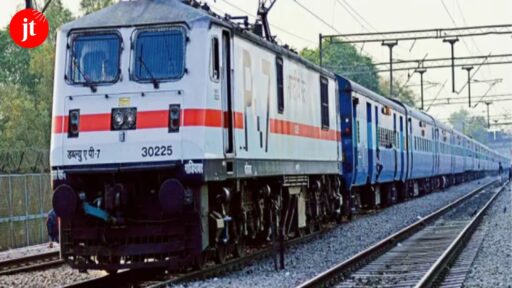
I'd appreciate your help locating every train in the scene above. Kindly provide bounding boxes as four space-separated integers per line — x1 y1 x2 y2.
49 0 510 272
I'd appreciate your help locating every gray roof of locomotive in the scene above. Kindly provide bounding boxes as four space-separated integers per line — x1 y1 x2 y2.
61 0 219 32
60 0 336 78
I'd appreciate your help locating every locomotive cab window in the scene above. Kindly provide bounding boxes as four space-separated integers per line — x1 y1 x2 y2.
68 32 121 84
210 37 220 81
320 76 329 129
132 27 186 83
276 57 284 113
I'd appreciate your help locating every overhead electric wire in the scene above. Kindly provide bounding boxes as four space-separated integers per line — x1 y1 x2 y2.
337 0 378 32
456 54 490 95
454 0 492 78
440 0 477 56
428 97 512 107
220 0 317 45
423 93 512 103
472 80 501 108
455 0 482 54
425 80 447 111
293 0 342 34
334 0 369 32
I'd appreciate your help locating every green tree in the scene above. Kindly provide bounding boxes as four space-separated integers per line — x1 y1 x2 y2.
0 85 47 150
42 0 74 43
448 109 488 144
300 39 381 93
0 0 74 154
300 40 419 107
0 30 37 90
80 0 114 15
379 78 417 108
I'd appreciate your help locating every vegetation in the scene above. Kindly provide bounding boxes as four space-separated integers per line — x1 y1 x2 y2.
448 108 488 144
80 0 114 15
300 39 417 107
0 0 109 172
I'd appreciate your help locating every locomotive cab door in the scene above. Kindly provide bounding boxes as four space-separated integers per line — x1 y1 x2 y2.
221 30 235 157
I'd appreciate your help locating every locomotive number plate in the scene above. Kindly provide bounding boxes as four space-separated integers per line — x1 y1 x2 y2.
141 145 173 158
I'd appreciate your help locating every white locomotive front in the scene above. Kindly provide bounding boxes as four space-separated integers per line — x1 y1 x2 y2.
51 0 343 271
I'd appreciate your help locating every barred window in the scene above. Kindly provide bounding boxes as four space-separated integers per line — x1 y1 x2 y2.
378 127 395 148
356 120 360 143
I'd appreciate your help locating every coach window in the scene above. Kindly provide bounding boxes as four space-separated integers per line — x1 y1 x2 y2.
320 76 329 129
210 37 220 81
276 57 284 113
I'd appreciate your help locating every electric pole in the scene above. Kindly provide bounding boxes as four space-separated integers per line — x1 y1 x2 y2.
462 66 474 107
382 40 398 98
443 38 459 93
484 101 493 128
415 67 427 110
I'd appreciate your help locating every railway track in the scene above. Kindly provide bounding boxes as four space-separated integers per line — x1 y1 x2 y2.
296 180 506 288
0 251 63 276
62 230 321 288
61 179 501 288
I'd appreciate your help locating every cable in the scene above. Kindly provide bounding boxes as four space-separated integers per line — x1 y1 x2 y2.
472 80 501 108
425 80 448 111
334 0 369 32
338 0 378 32
220 0 317 45
293 0 342 34
455 0 492 77
440 0 475 56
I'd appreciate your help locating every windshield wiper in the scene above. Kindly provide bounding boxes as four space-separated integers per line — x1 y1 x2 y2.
72 58 97 93
138 55 160 89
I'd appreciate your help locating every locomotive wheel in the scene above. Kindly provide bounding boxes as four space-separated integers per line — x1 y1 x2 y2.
214 244 227 264
232 217 246 258
306 219 317 234
192 252 206 270
233 238 245 258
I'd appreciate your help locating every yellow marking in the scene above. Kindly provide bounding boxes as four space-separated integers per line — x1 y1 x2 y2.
119 97 131 107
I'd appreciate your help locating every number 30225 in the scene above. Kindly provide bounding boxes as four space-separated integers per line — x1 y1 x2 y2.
141 145 173 158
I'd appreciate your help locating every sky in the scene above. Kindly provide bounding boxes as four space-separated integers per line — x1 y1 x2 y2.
1 0 511 129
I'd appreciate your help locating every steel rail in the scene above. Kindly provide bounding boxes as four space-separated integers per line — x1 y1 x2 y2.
62 231 321 288
415 181 508 288
295 179 498 288
0 251 63 276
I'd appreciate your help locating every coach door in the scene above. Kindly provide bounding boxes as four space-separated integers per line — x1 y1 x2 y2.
393 113 398 180
399 116 405 181
366 103 374 183
221 30 234 156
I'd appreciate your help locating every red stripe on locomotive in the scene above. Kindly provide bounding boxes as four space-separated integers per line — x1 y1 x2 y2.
53 109 339 141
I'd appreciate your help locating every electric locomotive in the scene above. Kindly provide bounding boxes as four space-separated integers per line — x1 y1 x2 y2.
51 0 343 271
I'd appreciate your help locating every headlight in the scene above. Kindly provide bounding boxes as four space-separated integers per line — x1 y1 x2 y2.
111 107 137 131
125 109 136 129
113 110 124 129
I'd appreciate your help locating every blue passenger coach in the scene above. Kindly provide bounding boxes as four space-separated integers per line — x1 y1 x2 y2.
337 74 508 210
338 76 407 207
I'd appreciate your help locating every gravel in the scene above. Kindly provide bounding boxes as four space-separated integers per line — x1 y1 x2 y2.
172 178 495 288
464 182 512 288
0 243 59 262
0 265 106 288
